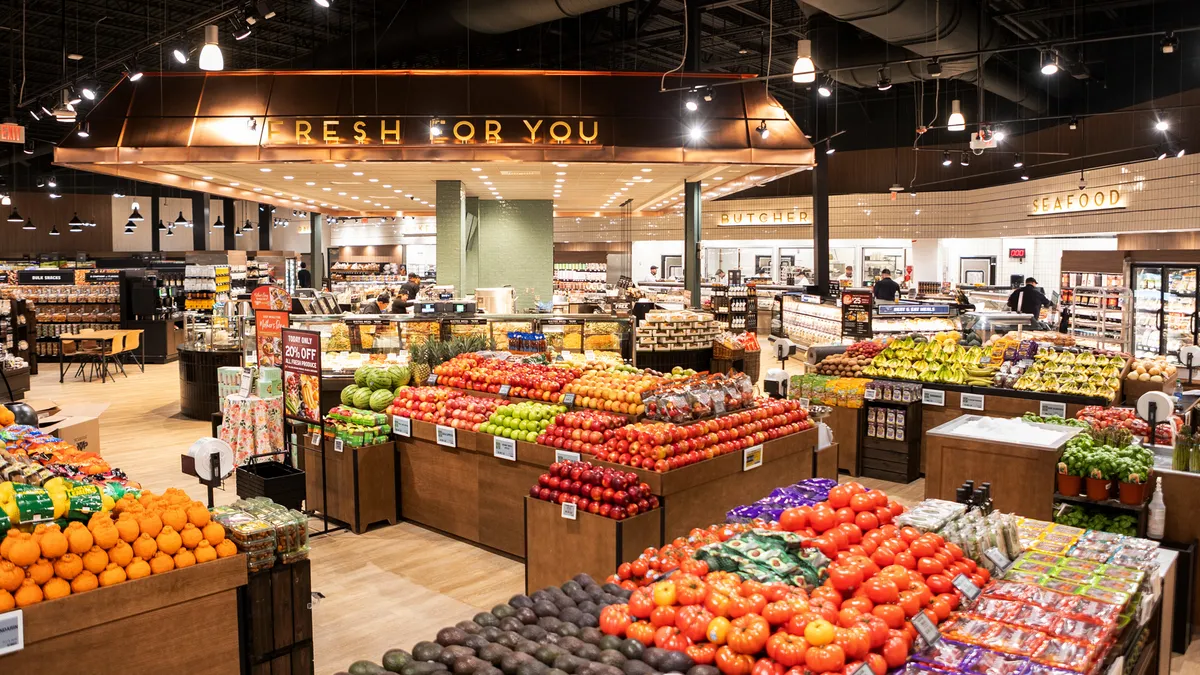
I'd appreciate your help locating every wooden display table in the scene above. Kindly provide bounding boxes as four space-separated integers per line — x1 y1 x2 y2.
303 437 397 534
524 496 661 593
0 555 246 674
924 415 1084 521
591 427 817 542
824 406 862 475
814 442 838 480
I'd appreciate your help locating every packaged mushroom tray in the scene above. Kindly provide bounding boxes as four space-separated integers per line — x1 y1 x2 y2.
636 310 722 351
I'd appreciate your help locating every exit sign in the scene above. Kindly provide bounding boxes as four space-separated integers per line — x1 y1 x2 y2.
1009 248 1026 260
0 124 25 144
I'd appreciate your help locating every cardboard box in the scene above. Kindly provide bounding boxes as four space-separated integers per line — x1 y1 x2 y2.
1123 371 1176 406
32 401 110 454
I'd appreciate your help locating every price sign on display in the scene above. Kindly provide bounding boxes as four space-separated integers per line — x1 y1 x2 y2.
311 432 321 447
922 389 945 406
561 501 577 520
427 374 439 386
743 445 764 471
556 450 581 464
851 664 873 675
499 384 512 397
713 398 726 415
562 393 576 409
585 350 596 361
960 393 985 411
983 547 1012 572
952 574 981 603
333 438 344 453
0 608 22 656
493 436 517 461
864 388 877 400
1040 401 1067 418
797 397 810 408
911 611 941 646
393 416 411 438
436 425 457 448
239 368 254 397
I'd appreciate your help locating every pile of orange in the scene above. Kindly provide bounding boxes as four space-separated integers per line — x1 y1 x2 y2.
562 371 662 415
0 488 233 611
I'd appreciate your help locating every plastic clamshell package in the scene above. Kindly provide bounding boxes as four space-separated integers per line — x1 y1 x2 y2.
1013 559 1057 576
1040 532 1077 547
1004 603 1060 632
1002 569 1047 584
985 580 1036 601
1076 585 1130 607
964 648 1031 675
1030 637 1100 672
1063 596 1123 624
1040 578 1086 595
1047 615 1112 643
969 597 1025 623
913 639 976 670
1021 551 1065 566
1021 587 1075 611
1098 564 1145 583
1061 557 1103 573
981 624 1048 657
1048 524 1084 537
942 615 1003 644
1050 567 1095 583
1029 540 1071 555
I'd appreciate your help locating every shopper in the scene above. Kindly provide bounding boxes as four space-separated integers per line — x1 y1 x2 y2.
1007 278 1052 318
297 262 312 288
873 269 901 302
643 265 659 282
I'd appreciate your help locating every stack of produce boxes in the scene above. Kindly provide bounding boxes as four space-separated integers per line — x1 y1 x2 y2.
635 310 723 351
317 406 392 447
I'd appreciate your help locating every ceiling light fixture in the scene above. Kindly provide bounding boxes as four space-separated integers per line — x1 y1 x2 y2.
68 214 83 233
174 211 189 227
171 43 189 64
28 109 39 122
756 120 770 139
993 129 1006 142
315 0 331 6
1020 168 1030 181
124 223 135 234
817 77 833 97
927 58 942 78
76 121 90 138
1040 51 1059 75
1161 32 1179 54
688 125 704 142
124 62 143 82
6 208 20 223
48 225 59 236
703 88 714 102
157 219 167 231
960 151 970 167
792 39 816 83
199 25 224 71
876 68 892 91
825 140 835 155
1013 153 1024 168
942 151 952 166
21 218 32 231
80 85 97 101
947 99 966 131
46 176 57 188
213 215 224 229
1156 118 1169 132
128 203 143 221
684 93 699 112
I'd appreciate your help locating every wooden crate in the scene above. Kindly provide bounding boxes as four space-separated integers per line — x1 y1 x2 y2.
525 496 662 593
814 442 839 480
304 438 397 534
240 559 314 675
0 555 246 675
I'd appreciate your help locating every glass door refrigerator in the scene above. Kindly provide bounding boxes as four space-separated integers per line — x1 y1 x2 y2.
1131 264 1199 362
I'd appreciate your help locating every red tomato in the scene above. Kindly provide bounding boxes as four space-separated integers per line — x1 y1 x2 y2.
970 573 986 588
677 605 716 642
976 567 991 584
929 597 952 621
651 605 679 628
706 591 733 618
873 506 893 525
805 645 845 674
836 607 862 628
828 565 863 593
763 601 796 627
841 596 874 615
629 587 655 618
944 542 964 560
627 621 657 646
881 636 909 669
687 643 718 665
717 646 756 675
808 536 838 560
729 593 768 619
676 574 710 605
924 533 944 548
864 653 888 675
811 586 843 610
834 507 856 526
872 603 905 629
827 527 850 551
893 550 917 570
870 547 895 568
925 573 953 596
881 538 908 554
779 508 809 532
888 500 905 517
809 597 840 624
766 632 811 668
810 508 836 533
854 511 879 532
834 626 870 662
909 539 936 559
752 658 783 675
917 557 944 576
933 549 955 568
896 591 921 618
899 527 921 543
870 490 889 508
849 493 874 513
936 592 960 611
859 615 889 649
654 625 692 651
837 523 863 545
827 485 853 509
727 615 771 655
763 583 795 603
879 565 910 587
864 577 900 605
860 537 879 556
600 604 633 636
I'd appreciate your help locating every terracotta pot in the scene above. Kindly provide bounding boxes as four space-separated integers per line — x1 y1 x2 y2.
1119 481 1149 505
1057 473 1082 497
1085 477 1111 501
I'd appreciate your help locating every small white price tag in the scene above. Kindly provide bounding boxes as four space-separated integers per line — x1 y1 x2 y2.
493 436 517 461
555 449 581 464
311 432 321 447
960 393 985 411
426 374 438 385
743 444 764 471
1040 401 1067 418
499 384 512 397
333 438 344 453
922 389 946 406
561 501 577 519
864 388 877 400
239 368 253 397
0 608 23 656
561 351 572 361
851 664 874 675
393 415 411 438
952 573 981 602
585 350 596 360
911 611 941 646
436 425 457 447
797 397 811 408
713 398 726 415
983 547 1012 572
562 393 577 408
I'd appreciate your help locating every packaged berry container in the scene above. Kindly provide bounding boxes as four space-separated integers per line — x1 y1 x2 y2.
1061 557 1103 573
1063 597 1122 624
984 580 1035 601
1050 567 1095 583
913 639 976 670
1076 585 1130 607
1098 564 1145 583
1092 576 1139 595
981 624 1047 657
1022 587 1074 611
1030 637 1099 672
1020 551 1065 566
964 647 1031 675
942 615 1002 645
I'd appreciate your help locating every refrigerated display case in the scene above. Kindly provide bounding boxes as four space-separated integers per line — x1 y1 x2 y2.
1132 264 1199 362
777 293 844 350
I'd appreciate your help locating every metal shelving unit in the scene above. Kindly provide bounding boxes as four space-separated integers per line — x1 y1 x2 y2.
1067 286 1132 352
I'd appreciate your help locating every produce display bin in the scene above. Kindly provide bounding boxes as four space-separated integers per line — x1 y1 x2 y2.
814 442 838 480
240 559 313 675
303 437 397 534
0 554 247 675
858 398 922 483
524 496 662 594
825 406 863 475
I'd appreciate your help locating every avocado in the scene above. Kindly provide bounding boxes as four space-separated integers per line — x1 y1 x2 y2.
514 639 541 656
657 650 694 673
464 635 490 652
567 590 591 605
477 668 502 675
576 614 598 629
477 612 502 627
457 621 483 635
578 601 598 617
453 656 487 675
552 654 583 674
561 580 583 596
499 617 524 633
559 607 585 625
495 632 521 649
383 650 413 673
402 663 449 675
640 648 668 670
617 639 644 661
555 636 584 654
596 650 626 668
573 644 601 662
591 665 624 675
555 622 580 639
437 627 468 647
510 595 534 609
688 666 720 675
439 646 476 667
545 669 568 675
515 608 539 625
500 653 525 675
534 646 562 666
516 661 548 675
349 661 387 675
600 584 626 596
412 642 444 663
479 627 503 643
621 660 654 675
533 601 560 618
479 644 511 666
518 624 547 641
537 616 563 633
596 635 622 652
541 633 562 647
530 590 554 605
494 604 517 619
573 574 596 587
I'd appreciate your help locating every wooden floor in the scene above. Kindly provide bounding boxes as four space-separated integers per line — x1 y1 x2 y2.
23 363 1198 674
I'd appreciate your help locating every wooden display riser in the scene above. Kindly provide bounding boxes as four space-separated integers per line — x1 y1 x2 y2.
814 443 839 480
396 421 555 557
590 428 817 542
924 431 1062 521
241 559 314 675
524 496 661 594
0 555 247 675
1158 469 1200 627
918 389 1096 474
304 438 397 534
824 407 862 475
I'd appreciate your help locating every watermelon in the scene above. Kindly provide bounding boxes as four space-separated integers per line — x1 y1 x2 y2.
352 388 373 409
354 366 373 387
369 389 393 412
368 370 393 391
390 365 411 388
340 385 360 405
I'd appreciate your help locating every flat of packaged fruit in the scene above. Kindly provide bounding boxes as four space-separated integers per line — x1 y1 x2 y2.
969 597 1025 622
964 647 1030 675
1067 547 1112 563
941 615 1002 644
1061 557 1104 572
1029 539 1072 555
1021 550 1065 566
1040 532 1078 546
1047 615 1112 643
1063 596 1123 624
1031 637 1101 672
984 580 1035 601
1077 585 1130 606
1022 587 1075 611
980 624 1047 656
1001 568 1046 584
912 639 975 670
1098 564 1145 583
1004 602 1060 632
1051 567 1095 583
1048 524 1085 537
1013 559 1057 575
1040 578 1086 595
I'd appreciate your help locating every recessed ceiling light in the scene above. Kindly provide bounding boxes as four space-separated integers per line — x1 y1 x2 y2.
405 194 413 198
259 168 271 172
351 196 359 200
556 179 565 183
556 172 566 176
320 203 328 206
352 171 363 176
484 181 493 185
555 163 568 167
230 182 240 186
283 175 293 180
305 181 315 186
641 168 652 173
478 176 488 179
369 178 379 183
394 189 403 193
322 187 331 191
202 176 213 180
274 192 283 196
625 182 634 186
338 191 347 196
383 184 391 188
620 188 628 191
253 187 263 192
714 176 724 180
334 163 346 168
471 167 481 172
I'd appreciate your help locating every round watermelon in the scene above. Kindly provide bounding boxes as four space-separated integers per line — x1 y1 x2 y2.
340 385 360 405
354 366 373 387
369 389 393 412
390 365 411 387
352 388 373 409
368 370 393 391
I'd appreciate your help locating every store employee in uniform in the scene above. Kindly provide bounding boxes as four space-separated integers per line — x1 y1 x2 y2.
358 292 406 314
398 273 423 307
872 269 901 302
1007 278 1052 320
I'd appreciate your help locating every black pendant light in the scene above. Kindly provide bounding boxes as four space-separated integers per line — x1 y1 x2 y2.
6 207 21 223
128 203 143 221
68 213 83 233
123 222 135 234
234 225 244 237
213 215 224 229
157 219 167 231
243 218 254 231
165 225 175 237
48 225 59 236
22 218 33 231
174 211 189 228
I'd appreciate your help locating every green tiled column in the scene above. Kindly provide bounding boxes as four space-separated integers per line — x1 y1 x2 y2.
477 200 553 311
435 180 467 290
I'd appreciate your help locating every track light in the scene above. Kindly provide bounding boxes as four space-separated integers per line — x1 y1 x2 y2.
876 68 892 91
22 140 32 155
112 192 124 199
213 216 224 229
230 15 253 41
67 90 82 106
171 44 190 64
1068 117 1078 131
756 121 769 140
1013 154 1024 168
703 88 714 103
825 140 835 155
6 208 20 223
174 211 189 227
960 151 970 167
244 218 255 231
39 103 52 117
1156 144 1168 161
429 121 443 137
792 39 815 84
80 85 96 101
125 62 143 82
48 225 59 236
46 176 57 188
2 195 10 207
76 121 90 138
22 218 33 231
128 203 143 221
927 59 942 78
1020 168 1030 181
1040 51 1059 76
688 125 704 142
684 93 699 112
28 109 39 122
942 151 952 166
947 100 965 131
315 0 331 6
817 78 832 97
199 25 224 71
993 129 1006 142
1161 32 1179 54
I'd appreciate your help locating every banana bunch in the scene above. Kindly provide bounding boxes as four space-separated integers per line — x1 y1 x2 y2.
964 364 998 386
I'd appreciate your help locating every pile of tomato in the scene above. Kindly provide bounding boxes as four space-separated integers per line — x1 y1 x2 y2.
600 483 985 675
609 524 757 589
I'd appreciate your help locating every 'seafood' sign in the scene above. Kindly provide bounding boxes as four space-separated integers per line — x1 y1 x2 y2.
1029 189 1124 216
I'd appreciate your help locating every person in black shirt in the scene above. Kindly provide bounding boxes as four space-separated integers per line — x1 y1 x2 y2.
399 273 422 304
872 268 901 302
358 292 392 314
1007 278 1052 317
297 262 312 288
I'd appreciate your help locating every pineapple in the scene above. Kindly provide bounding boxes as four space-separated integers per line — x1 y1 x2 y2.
410 340 431 384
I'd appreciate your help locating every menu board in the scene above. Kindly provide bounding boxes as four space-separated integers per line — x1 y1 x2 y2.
840 289 873 339
281 328 322 423
253 286 292 368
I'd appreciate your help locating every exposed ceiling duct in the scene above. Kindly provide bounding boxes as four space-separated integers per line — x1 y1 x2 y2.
450 0 631 34
799 0 1048 112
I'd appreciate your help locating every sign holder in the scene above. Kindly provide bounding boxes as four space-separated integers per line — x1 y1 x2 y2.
281 328 344 538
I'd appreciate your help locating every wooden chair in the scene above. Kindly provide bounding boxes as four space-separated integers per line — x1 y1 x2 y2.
120 329 145 372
